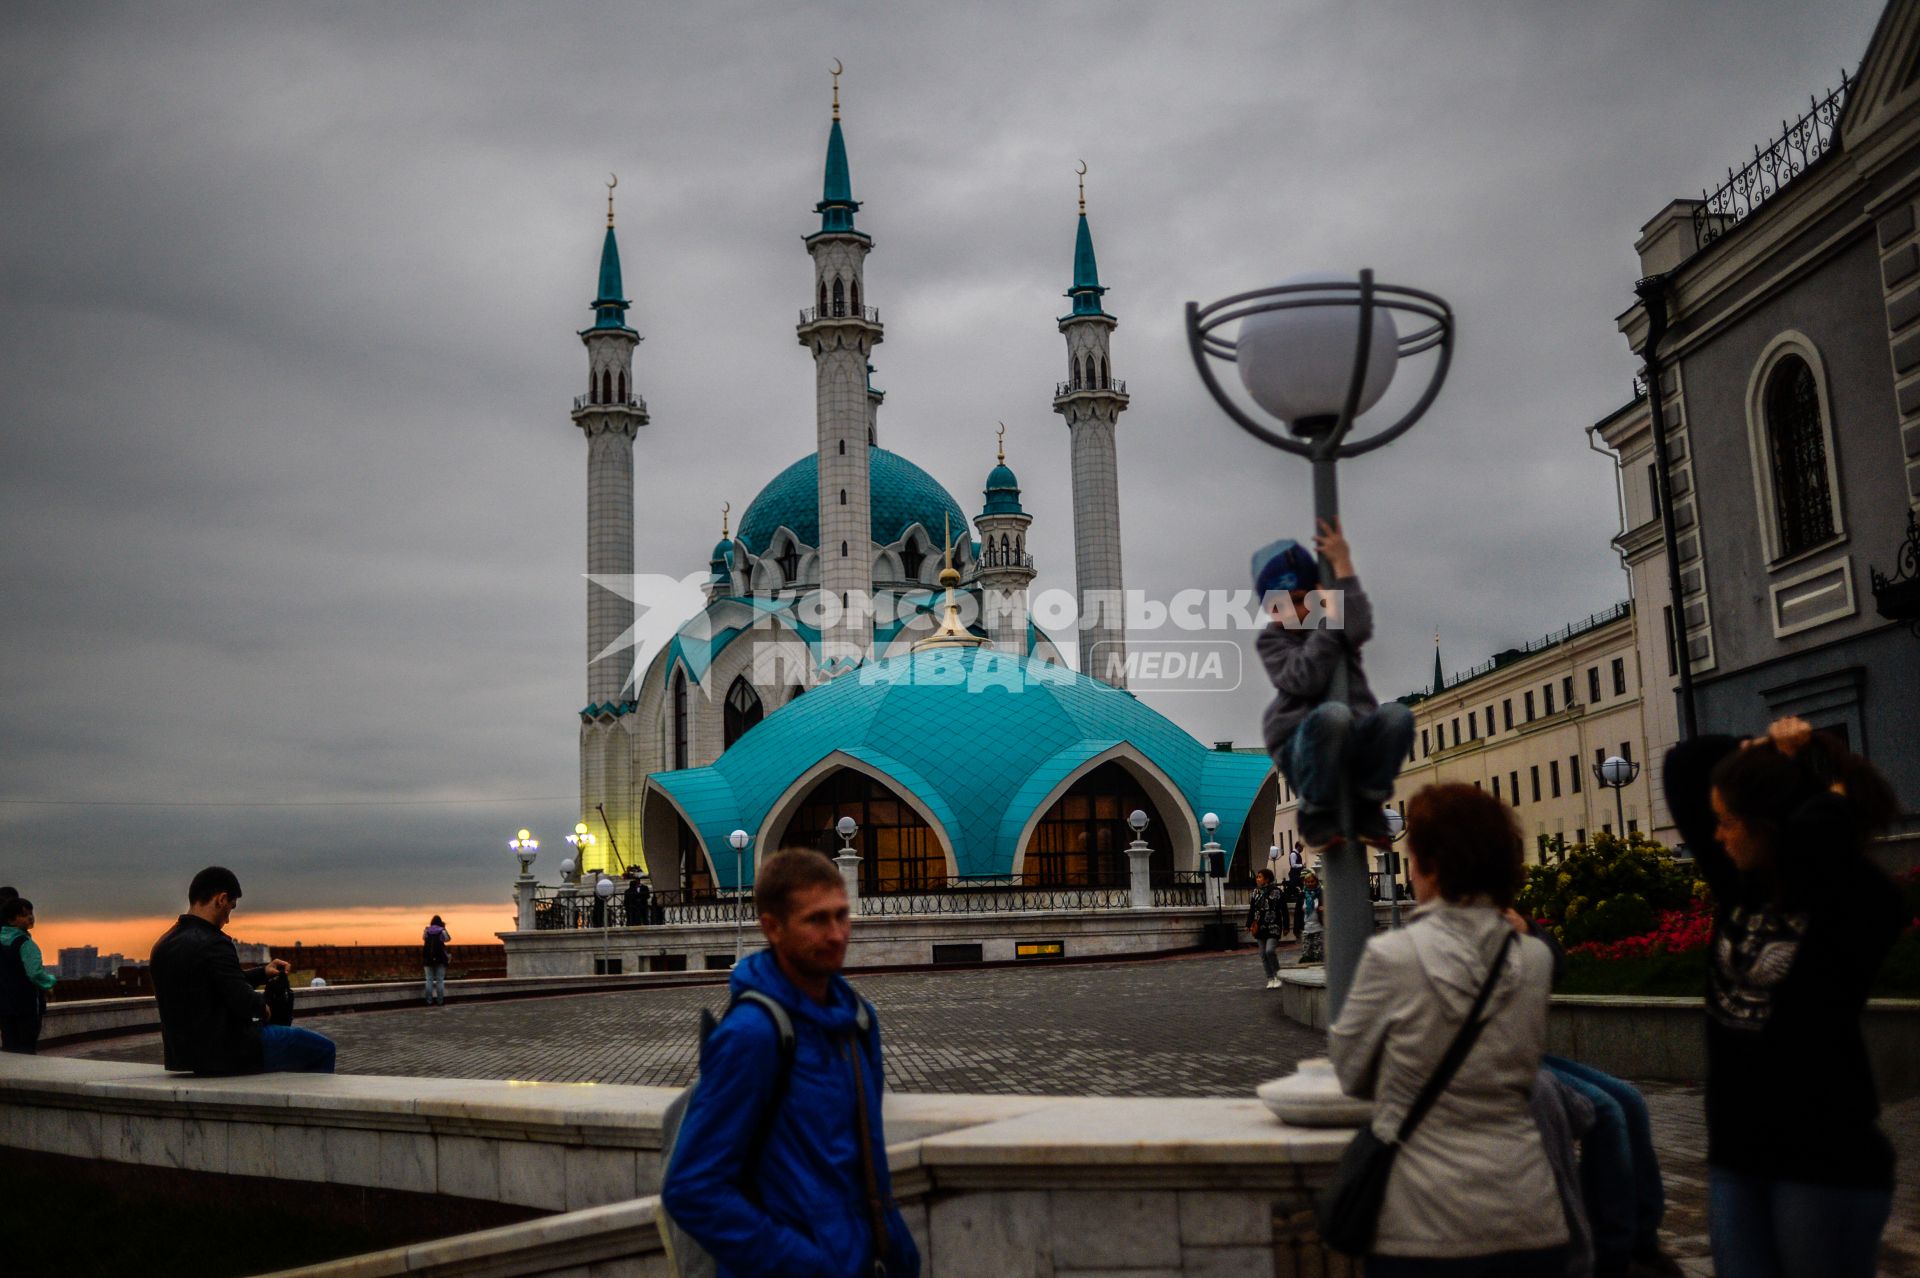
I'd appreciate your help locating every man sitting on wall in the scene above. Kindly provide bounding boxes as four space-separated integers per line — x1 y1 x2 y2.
150 866 336 1075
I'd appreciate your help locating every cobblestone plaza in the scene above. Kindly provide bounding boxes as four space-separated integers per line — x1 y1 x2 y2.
74 951 1920 1275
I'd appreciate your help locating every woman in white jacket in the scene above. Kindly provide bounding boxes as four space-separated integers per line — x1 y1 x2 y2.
1328 782 1567 1276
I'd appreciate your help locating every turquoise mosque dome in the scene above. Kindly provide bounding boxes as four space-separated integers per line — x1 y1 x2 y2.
736 447 971 556
648 646 1272 888
981 460 1023 516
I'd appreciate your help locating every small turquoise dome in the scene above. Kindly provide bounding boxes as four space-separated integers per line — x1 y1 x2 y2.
709 537 735 577
981 461 1023 516
737 448 971 556
648 646 1273 887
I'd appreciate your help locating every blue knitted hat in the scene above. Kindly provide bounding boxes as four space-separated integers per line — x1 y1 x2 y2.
1251 539 1319 596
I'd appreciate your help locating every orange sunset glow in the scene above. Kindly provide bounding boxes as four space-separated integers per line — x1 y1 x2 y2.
29 903 516 962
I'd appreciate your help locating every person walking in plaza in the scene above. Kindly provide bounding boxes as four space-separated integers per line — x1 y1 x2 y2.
0 896 56 1053
1327 782 1567 1275
1246 869 1288 988
1254 519 1414 850
422 914 451 1006
623 872 650 928
1664 717 1904 1278
1298 871 1325 965
151 867 337 1075
662 849 919 1278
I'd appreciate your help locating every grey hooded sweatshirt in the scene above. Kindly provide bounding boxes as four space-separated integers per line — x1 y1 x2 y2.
1256 574 1378 760
1327 899 1568 1260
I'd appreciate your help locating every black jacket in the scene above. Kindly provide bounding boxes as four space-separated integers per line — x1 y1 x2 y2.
1665 735 1904 1188
150 914 269 1075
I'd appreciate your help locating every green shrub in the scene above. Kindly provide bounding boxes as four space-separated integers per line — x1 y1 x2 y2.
1516 831 1698 943
1559 947 1707 997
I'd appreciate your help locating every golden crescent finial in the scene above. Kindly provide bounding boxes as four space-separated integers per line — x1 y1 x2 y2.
606 173 617 227
721 501 731 537
830 58 842 119
1076 160 1087 215
996 421 1006 464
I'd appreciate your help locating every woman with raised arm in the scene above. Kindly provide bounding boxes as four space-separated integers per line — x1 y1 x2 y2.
1663 716 1904 1278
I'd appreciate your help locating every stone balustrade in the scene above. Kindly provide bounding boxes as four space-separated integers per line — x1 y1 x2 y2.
1 1055 1353 1277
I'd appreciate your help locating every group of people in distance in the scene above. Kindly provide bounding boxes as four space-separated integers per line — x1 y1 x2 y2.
1252 521 1906 1278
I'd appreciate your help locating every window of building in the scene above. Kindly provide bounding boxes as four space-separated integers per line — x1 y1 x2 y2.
1530 766 1541 803
1492 775 1501 800
788 769 944 895
1611 658 1626 696
1647 464 1662 519
899 544 924 580
1620 740 1633 764
1524 691 1536 722
1450 717 1460 748
1663 606 1678 677
1544 684 1555 715
1503 700 1513 730
1576 827 1586 846
831 277 846 317
1510 771 1521 806
1628 818 1639 835
839 489 847 505
1486 704 1495 736
1588 667 1602 703
1569 756 1582 794
1468 711 1479 740
671 669 689 770
1761 355 1835 558
1420 728 1430 757
776 546 800 583
850 278 861 314
1550 760 1561 798
723 676 763 749
1594 747 1606 772
1562 675 1574 706
1027 762 1169 888
841 541 849 557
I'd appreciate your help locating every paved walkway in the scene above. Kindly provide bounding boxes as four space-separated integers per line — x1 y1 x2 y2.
76 950 1918 1274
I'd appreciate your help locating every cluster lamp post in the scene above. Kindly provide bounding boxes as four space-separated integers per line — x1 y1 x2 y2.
1186 270 1454 1019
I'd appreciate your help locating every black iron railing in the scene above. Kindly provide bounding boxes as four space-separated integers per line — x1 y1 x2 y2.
798 305 881 325
1692 73 1849 253
572 394 643 412
1054 378 1127 397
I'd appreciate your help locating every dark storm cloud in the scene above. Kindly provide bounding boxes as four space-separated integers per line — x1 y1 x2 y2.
0 1 1881 926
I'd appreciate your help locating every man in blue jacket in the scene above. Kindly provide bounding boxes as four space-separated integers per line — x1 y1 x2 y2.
663 848 919 1278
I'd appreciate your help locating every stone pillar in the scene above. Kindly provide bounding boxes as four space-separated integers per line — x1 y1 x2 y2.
1124 837 1154 909
1201 839 1225 910
514 871 538 932
836 849 862 907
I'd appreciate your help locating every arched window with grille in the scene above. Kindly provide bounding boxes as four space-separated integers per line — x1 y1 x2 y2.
850 278 861 315
723 676 764 749
818 280 827 316
832 277 845 317
600 369 612 404
671 670 689 770
1762 355 1834 558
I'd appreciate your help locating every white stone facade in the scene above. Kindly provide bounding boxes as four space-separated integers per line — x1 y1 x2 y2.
1055 310 1130 688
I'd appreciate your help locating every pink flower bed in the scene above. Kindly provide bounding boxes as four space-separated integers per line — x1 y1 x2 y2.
1568 906 1712 962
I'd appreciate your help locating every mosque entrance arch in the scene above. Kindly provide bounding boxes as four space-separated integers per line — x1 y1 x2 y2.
1022 761 1178 887
1228 770 1281 887
778 769 946 896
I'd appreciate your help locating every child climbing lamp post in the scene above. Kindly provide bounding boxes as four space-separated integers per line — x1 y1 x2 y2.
1185 271 1453 1019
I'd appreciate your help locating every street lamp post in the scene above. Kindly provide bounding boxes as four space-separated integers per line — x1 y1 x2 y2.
834 816 861 907
1124 809 1154 909
1186 271 1454 1019
1594 755 1641 837
594 874 617 973
1382 806 1407 929
729 829 751 966
565 821 597 929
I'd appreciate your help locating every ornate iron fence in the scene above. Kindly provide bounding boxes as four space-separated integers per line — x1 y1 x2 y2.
1692 74 1849 253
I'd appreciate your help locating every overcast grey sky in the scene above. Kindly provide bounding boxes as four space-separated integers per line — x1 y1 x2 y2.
0 1 1879 936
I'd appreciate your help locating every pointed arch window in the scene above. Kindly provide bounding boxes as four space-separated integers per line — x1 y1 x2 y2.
849 278 861 315
1100 356 1109 389
723 676 764 748
818 280 828 316
619 370 628 402
832 277 846 317
841 541 849 557
1071 358 1081 390
840 489 847 505
671 670 689 770
600 369 612 404
899 542 924 580
1763 356 1834 558
776 545 800 584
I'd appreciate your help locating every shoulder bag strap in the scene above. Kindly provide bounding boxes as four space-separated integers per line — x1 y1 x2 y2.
1393 930 1518 1145
842 1025 892 1277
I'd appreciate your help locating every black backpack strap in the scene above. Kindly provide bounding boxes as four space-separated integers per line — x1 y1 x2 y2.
1394 931 1518 1145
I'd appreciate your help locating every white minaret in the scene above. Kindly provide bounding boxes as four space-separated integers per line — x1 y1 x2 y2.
798 65 883 672
572 180 647 874
1052 168 1130 687
974 426 1037 654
